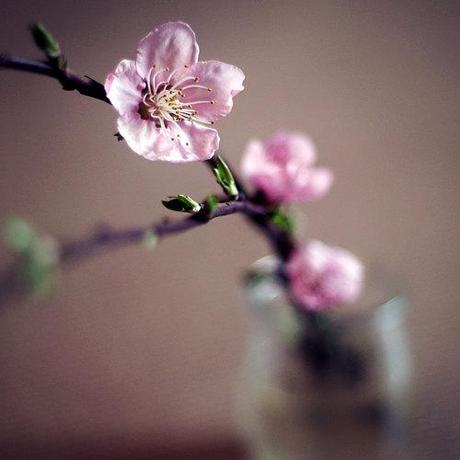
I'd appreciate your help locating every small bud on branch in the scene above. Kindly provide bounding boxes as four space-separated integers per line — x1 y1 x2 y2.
142 230 158 251
213 156 239 199
2 218 59 298
205 194 219 213
30 22 66 70
270 207 295 234
161 195 202 214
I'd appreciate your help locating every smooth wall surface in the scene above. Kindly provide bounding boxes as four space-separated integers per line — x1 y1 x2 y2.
0 0 459 456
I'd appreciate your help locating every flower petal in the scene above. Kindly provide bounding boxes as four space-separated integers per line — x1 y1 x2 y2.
296 167 334 201
287 240 364 311
105 59 144 116
166 122 220 162
241 132 332 204
117 114 174 161
179 60 245 122
241 139 286 202
136 22 199 78
266 132 317 166
241 140 268 178
118 116 219 162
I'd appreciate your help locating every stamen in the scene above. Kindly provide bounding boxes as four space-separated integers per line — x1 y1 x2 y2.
170 76 199 91
141 65 217 133
165 67 182 84
180 100 215 106
192 117 215 126
181 84 212 92
152 67 170 93
158 117 168 136
146 67 155 94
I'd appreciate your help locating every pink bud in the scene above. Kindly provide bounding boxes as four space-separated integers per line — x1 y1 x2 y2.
286 240 364 311
241 132 333 204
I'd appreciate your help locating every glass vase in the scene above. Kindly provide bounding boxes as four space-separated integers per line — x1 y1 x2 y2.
237 257 412 460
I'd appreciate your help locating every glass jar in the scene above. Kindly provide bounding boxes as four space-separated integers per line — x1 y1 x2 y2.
237 257 412 460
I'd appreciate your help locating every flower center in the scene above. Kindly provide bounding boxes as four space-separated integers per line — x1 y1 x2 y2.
139 66 214 132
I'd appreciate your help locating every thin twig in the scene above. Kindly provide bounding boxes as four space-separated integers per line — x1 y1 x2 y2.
59 200 267 265
0 54 109 103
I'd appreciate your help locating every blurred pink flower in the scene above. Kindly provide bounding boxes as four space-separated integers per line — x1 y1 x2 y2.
241 132 333 204
105 22 245 162
286 240 364 311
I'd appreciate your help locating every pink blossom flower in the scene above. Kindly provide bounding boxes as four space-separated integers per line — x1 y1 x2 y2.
241 132 333 204
105 22 245 162
286 240 364 311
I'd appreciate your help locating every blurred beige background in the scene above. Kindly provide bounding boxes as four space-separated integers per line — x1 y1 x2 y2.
0 0 459 457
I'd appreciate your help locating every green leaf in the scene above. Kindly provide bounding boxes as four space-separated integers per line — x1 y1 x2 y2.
2 218 37 252
161 194 201 213
270 207 295 233
142 230 158 251
212 156 238 198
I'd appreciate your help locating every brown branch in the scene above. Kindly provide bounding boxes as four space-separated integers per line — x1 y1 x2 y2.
59 200 267 265
0 53 110 104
